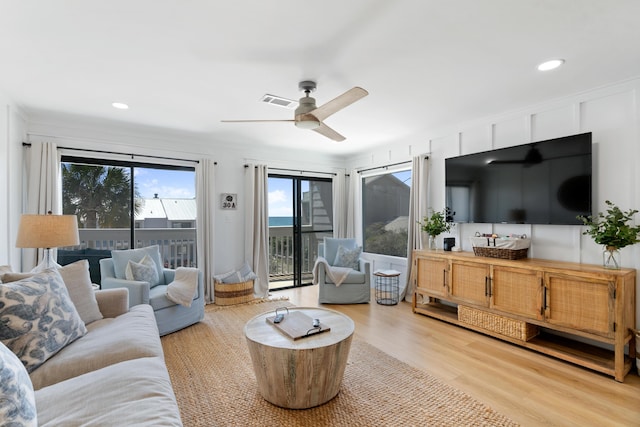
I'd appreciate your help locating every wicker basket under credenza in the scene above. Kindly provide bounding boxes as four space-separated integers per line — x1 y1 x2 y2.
412 249 636 382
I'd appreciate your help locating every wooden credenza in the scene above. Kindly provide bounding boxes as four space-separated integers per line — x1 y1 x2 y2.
412 250 636 382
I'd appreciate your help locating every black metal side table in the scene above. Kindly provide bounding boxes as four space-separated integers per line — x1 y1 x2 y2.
374 270 401 305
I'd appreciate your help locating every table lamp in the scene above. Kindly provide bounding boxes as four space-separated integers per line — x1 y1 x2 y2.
16 212 80 272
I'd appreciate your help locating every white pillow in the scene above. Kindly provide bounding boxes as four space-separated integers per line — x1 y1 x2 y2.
59 260 103 325
125 254 160 284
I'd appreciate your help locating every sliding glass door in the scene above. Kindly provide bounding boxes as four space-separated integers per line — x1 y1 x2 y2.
268 175 333 289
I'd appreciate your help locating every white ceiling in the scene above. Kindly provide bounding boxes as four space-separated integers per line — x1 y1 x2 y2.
1 1 640 155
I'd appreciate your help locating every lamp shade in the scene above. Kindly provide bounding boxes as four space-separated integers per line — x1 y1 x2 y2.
16 214 80 249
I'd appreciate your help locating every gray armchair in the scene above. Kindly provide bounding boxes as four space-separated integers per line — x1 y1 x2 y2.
316 238 371 304
99 245 204 336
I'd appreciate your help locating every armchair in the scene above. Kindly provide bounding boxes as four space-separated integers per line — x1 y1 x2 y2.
315 238 371 304
99 245 204 336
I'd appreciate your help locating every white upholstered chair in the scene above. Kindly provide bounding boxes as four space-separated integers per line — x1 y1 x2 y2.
316 237 370 304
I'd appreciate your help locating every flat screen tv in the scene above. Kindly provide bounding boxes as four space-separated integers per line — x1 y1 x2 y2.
445 132 592 225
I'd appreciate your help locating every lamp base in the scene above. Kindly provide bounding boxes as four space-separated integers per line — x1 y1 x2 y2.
30 249 62 272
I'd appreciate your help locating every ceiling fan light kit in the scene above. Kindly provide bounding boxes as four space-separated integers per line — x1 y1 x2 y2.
222 80 368 141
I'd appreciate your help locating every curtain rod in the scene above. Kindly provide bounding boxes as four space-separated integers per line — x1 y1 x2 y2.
357 158 425 174
22 142 210 165
244 165 336 176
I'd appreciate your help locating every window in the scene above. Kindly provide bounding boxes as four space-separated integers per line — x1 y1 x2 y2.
61 157 197 272
362 169 411 257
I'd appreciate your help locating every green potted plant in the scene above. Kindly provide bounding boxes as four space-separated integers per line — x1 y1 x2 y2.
420 207 453 250
577 200 640 269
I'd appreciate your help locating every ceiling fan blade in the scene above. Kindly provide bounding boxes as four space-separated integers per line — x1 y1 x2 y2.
310 87 368 122
221 119 295 123
312 123 346 142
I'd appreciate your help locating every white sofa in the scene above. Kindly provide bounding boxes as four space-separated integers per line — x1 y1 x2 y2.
0 261 182 426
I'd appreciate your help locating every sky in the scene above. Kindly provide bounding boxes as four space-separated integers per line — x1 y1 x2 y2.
134 168 196 199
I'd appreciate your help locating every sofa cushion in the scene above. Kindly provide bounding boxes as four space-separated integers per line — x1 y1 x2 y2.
324 269 366 285
0 270 87 373
35 357 182 427
333 245 362 269
324 238 357 267
0 341 38 426
59 260 103 325
0 264 13 283
125 254 160 285
111 245 164 286
29 304 163 390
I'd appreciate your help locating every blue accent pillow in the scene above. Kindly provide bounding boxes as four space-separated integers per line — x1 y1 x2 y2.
125 254 160 284
0 342 37 426
324 238 356 266
111 245 164 287
333 245 362 270
0 269 87 373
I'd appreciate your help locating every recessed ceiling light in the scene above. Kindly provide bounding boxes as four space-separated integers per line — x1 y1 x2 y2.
537 59 565 71
112 102 129 110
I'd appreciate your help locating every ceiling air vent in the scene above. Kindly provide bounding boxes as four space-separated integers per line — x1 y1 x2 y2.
260 94 298 109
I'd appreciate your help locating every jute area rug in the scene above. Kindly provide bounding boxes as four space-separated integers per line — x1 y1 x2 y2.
161 300 518 427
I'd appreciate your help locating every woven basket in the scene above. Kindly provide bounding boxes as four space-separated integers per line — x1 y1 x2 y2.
472 246 529 260
458 305 539 341
214 280 254 306
470 237 530 260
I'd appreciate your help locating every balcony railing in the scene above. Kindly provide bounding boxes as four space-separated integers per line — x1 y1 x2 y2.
71 227 329 284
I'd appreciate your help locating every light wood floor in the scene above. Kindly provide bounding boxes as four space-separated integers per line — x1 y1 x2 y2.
276 285 640 426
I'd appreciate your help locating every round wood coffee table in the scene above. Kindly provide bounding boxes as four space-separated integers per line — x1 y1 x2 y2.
244 306 354 409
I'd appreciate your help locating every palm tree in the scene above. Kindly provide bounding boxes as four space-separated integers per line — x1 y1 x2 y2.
62 164 140 228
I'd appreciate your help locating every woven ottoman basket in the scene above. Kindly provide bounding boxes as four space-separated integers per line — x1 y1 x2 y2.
214 280 254 306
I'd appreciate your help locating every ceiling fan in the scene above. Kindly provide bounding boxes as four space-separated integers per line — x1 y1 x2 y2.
221 81 368 141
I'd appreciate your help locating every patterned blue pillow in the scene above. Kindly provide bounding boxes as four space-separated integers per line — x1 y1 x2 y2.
0 269 87 373
125 254 160 284
111 245 164 286
0 341 37 426
333 245 362 270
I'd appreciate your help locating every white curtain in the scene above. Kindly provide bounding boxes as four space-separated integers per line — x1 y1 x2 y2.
345 169 360 239
23 142 61 271
402 155 429 301
332 171 347 238
244 164 269 297
196 158 216 304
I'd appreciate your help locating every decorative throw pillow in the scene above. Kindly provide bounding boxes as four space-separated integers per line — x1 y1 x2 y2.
59 260 103 325
111 245 164 286
0 342 37 426
333 245 362 270
324 238 357 265
238 261 258 282
0 269 87 373
125 254 160 284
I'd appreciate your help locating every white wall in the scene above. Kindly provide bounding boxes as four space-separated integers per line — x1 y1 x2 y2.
0 94 27 269
346 77 640 324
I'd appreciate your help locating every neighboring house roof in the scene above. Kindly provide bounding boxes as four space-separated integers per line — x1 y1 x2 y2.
161 199 197 221
384 216 409 232
135 198 196 221
136 198 165 220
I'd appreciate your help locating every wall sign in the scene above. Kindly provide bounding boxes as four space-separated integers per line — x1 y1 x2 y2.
221 193 237 210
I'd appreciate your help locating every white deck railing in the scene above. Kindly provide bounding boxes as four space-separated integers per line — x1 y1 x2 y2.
74 227 329 277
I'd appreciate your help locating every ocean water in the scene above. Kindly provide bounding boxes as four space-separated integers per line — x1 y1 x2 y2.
269 216 293 227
